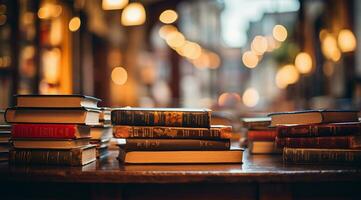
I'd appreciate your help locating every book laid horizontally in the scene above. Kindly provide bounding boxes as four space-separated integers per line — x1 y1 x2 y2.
118 148 244 164
276 136 361 149
113 125 232 139
268 110 359 126
241 117 271 130
5 107 100 125
11 124 91 139
15 95 101 108
248 141 281 154
11 138 91 149
111 108 211 128
9 145 96 166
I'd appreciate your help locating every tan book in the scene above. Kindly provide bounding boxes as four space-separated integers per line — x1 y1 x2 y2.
89 125 112 140
15 95 100 108
248 141 282 154
118 148 243 164
11 138 90 149
5 107 100 125
268 110 359 126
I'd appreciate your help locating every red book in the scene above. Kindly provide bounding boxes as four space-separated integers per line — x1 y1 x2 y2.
12 124 90 139
277 122 361 138
275 136 361 149
248 130 277 141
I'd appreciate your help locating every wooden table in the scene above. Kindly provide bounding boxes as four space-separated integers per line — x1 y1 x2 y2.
1 150 361 199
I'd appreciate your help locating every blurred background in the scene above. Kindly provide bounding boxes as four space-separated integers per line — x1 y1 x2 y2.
0 0 360 117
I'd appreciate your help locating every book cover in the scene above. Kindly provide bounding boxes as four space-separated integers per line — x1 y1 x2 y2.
268 110 359 126
248 141 282 154
276 136 361 149
125 139 230 151
9 145 96 166
113 125 232 139
283 147 361 164
277 122 361 138
247 130 277 141
111 108 211 128
12 124 91 139
11 138 91 149
241 117 271 130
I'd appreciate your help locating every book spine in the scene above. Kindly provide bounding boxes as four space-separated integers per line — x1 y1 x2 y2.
12 124 77 139
277 123 361 138
9 149 82 166
111 110 210 128
283 148 361 164
113 126 231 139
125 139 230 151
247 130 277 141
276 136 360 148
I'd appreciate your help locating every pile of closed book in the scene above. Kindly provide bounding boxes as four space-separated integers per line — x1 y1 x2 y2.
0 110 11 161
112 108 243 164
242 117 281 154
4 95 105 166
269 110 361 164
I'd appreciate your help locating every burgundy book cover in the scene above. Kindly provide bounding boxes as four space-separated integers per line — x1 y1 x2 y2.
276 136 361 149
248 130 277 141
12 124 85 139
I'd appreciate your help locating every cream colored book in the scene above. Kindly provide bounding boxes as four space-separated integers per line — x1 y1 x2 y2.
119 148 243 164
12 139 90 149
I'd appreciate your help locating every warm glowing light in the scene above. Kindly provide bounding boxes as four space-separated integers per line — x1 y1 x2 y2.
192 51 210 69
251 36 268 55
266 36 279 52
165 31 185 48
159 9 178 24
158 25 177 39
338 29 357 52
275 64 299 89
69 17 81 32
323 61 334 77
182 41 202 60
319 29 328 41
121 3 146 26
295 52 312 74
272 24 287 42
42 48 61 84
242 51 258 68
38 3 62 19
102 0 128 10
322 34 341 62
111 67 128 85
242 88 259 107
218 92 241 107
208 52 221 69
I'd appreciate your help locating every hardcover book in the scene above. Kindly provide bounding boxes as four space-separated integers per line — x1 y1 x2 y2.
15 94 101 108
90 125 113 140
248 141 281 154
268 110 359 126
241 117 271 130
9 145 96 166
247 130 277 141
111 108 211 128
118 148 243 164
277 122 361 138
11 124 91 139
276 136 361 149
11 138 91 149
125 139 231 151
113 125 232 139
283 147 361 164
5 107 100 125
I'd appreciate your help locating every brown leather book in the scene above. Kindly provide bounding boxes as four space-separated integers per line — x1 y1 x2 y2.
113 125 232 139
111 108 211 128
125 139 230 151
276 136 361 149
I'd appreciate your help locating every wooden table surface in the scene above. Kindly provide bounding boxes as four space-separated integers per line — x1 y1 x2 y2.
1 149 361 184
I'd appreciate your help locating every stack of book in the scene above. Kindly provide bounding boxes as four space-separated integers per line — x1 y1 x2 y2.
5 95 100 166
89 107 112 158
0 110 11 161
112 108 243 164
269 110 361 164
242 117 281 154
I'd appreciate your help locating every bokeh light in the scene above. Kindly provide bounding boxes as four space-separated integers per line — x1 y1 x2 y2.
111 67 128 85
295 52 312 74
159 9 178 24
272 24 287 42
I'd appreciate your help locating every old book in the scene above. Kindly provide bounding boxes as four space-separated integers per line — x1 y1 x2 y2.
118 148 243 164
11 138 90 149
241 117 271 130
277 122 361 138
283 147 361 164
0 110 5 124
5 107 100 125
12 124 91 139
0 124 11 131
125 139 230 151
276 136 361 149
0 143 10 153
99 107 111 125
111 108 211 128
15 94 101 108
247 130 277 141
9 145 96 166
268 110 359 126
248 141 282 154
0 152 9 161
113 125 232 139
0 132 10 143
89 125 112 140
